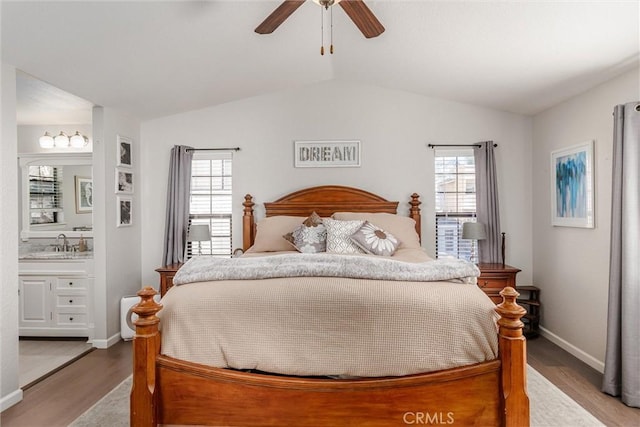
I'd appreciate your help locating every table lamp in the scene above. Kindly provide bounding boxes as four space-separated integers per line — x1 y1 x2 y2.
462 222 486 263
188 224 210 256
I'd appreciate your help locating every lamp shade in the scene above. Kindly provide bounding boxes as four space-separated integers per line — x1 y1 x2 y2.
462 222 486 240
188 224 210 242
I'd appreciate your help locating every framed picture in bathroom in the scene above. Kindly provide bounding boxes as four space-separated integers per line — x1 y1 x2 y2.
75 176 93 214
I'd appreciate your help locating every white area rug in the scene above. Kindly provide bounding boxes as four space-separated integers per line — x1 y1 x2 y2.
69 366 605 426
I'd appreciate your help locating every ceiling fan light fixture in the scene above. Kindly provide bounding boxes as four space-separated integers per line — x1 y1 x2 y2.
38 132 55 148
312 0 341 9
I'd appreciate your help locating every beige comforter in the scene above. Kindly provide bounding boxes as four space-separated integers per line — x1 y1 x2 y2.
159 249 499 377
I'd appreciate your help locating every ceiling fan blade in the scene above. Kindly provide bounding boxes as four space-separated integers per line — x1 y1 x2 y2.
255 0 306 34
339 0 385 39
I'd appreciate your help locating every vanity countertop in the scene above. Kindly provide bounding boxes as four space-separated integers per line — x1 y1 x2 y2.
19 251 93 261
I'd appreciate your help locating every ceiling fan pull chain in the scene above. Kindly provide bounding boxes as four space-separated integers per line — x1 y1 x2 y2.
320 5 325 55
330 5 334 54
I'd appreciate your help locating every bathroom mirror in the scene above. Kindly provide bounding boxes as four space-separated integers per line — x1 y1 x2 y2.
19 153 93 239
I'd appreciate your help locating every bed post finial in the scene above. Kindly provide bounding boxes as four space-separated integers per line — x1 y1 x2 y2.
131 287 162 427
243 194 255 251
495 287 530 427
409 193 421 242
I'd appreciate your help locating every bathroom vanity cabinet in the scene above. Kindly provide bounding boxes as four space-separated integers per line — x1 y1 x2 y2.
19 259 94 338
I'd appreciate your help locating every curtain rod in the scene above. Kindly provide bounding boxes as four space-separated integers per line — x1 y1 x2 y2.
427 143 498 149
186 147 241 152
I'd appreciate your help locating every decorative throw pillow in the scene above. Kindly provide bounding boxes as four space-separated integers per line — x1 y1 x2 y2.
324 218 366 254
350 221 400 256
283 212 327 253
332 212 421 249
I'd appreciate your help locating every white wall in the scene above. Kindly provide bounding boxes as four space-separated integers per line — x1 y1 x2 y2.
532 67 640 371
92 107 141 346
140 80 533 288
1 63 22 410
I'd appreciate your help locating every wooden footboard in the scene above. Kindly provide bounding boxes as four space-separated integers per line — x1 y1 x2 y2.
131 287 529 427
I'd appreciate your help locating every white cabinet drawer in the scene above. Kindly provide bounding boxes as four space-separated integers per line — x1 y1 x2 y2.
55 294 87 308
56 277 89 290
56 313 88 326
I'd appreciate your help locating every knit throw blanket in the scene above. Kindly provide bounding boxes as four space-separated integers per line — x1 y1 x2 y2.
173 253 480 285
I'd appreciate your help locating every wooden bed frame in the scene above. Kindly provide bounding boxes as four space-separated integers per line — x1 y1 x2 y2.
131 185 529 426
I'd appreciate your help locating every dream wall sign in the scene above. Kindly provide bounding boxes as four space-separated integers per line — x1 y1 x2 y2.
294 141 361 168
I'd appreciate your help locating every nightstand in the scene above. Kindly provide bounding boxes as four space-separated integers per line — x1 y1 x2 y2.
477 263 521 304
156 263 184 297
516 285 541 338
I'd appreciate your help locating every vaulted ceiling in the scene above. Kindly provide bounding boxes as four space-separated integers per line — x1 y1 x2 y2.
2 1 638 124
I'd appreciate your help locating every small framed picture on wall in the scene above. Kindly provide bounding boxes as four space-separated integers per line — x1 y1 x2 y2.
74 176 93 214
115 168 134 194
117 196 132 227
117 135 133 167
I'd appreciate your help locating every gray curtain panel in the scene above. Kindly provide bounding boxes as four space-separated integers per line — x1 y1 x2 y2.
474 141 501 263
162 145 194 266
602 102 640 408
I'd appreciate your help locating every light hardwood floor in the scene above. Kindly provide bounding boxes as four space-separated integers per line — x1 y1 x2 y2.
1 340 132 427
527 336 639 426
1 337 639 426
19 339 94 388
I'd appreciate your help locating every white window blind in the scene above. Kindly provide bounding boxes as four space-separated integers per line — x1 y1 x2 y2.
29 165 64 225
188 151 233 258
434 149 478 262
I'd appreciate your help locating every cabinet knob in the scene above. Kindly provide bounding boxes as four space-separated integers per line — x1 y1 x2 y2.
69 317 74 322
69 299 74 304
68 282 73 286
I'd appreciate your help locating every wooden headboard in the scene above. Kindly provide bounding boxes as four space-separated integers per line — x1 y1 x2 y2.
242 185 421 251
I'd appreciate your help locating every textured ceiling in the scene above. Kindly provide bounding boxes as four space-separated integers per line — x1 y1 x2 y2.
2 0 639 124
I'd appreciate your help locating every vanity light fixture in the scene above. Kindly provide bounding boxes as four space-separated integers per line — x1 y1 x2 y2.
39 131 89 149
54 131 70 148
38 132 55 148
70 131 89 148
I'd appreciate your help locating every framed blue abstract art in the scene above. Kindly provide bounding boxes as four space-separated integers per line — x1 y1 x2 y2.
551 140 595 228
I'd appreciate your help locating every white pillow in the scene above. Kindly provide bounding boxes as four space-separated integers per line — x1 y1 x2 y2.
324 219 366 254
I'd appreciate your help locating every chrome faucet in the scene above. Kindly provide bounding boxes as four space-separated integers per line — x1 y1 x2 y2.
56 233 69 252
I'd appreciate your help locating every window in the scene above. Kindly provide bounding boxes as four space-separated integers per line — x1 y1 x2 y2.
29 166 64 225
434 149 478 262
188 152 232 258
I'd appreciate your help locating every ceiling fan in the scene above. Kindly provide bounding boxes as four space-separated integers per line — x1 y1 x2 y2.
255 0 385 39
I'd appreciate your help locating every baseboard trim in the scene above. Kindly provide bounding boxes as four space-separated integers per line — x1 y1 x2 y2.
90 333 122 349
1 388 23 412
539 326 605 373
